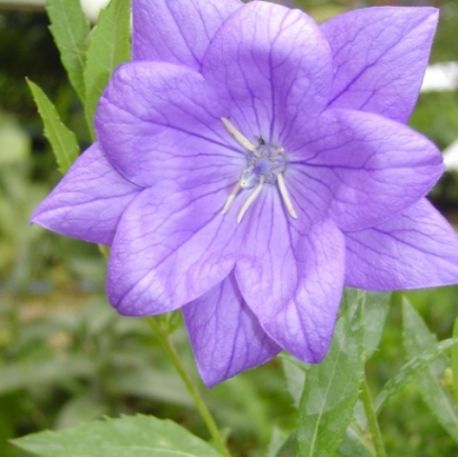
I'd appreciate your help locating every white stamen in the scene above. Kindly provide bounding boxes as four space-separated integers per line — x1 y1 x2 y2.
237 177 265 224
277 173 298 220
222 181 242 214
222 117 257 153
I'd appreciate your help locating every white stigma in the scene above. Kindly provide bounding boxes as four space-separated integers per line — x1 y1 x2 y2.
221 118 298 223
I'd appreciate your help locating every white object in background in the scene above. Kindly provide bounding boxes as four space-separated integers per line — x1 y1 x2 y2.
443 140 458 172
421 62 458 92
80 0 110 22
420 62 458 173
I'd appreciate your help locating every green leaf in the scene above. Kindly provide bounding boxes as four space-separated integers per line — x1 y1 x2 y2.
283 289 387 412
267 427 289 457
84 0 131 137
13 415 220 457
280 354 307 408
109 367 193 407
0 112 30 165
344 288 390 360
453 318 458 402
375 337 458 413
297 291 366 456
274 432 297 457
55 396 108 430
361 291 390 359
46 0 89 101
402 299 458 442
27 79 79 173
0 358 96 396
338 426 373 457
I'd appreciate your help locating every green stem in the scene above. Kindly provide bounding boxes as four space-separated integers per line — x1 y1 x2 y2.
361 376 387 457
146 317 231 457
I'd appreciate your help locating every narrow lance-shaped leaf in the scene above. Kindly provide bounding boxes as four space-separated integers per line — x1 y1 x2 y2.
46 0 89 101
12 414 220 457
84 0 131 138
375 337 458 413
285 289 387 410
297 290 366 456
402 299 458 442
27 79 79 173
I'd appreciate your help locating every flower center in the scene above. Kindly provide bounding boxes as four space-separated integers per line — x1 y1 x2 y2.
241 140 287 189
221 118 298 223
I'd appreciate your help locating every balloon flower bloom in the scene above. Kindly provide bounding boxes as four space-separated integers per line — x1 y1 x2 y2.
33 0 458 386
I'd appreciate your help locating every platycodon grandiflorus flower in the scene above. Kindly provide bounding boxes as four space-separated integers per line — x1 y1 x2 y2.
32 0 458 385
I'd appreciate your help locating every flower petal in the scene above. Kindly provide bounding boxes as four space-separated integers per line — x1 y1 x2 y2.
108 184 242 316
202 1 332 142
235 189 345 363
96 62 244 189
133 0 242 69
345 199 458 291
183 273 280 387
287 109 444 232
322 7 438 122
31 143 140 245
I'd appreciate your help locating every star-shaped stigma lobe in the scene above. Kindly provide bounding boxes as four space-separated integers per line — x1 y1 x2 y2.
221 118 298 222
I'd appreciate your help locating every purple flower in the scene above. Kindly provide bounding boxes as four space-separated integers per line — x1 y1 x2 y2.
33 0 458 386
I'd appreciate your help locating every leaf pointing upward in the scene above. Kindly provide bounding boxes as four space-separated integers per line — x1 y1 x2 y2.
46 0 89 101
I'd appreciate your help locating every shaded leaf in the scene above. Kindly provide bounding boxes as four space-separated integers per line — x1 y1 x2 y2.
344 289 390 360
0 359 96 396
267 427 289 457
280 354 307 408
375 337 458 412
297 291 366 456
109 367 193 407
84 0 131 137
453 318 458 403
338 426 373 457
362 291 390 359
27 79 79 173
0 113 30 165
402 299 458 442
13 414 219 457
46 0 89 100
56 396 108 430
275 432 297 457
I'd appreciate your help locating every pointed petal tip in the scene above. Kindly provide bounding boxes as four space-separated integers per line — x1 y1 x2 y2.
306 341 331 364
262 315 333 365
198 368 223 389
196 351 278 388
322 6 440 122
109 292 166 318
345 199 458 291
29 205 58 232
424 6 440 21
184 275 281 387
29 209 41 227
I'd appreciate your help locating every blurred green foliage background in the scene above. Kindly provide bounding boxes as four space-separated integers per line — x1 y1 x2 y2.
0 0 457 456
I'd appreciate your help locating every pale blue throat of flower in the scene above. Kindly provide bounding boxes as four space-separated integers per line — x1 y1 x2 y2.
222 117 298 223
